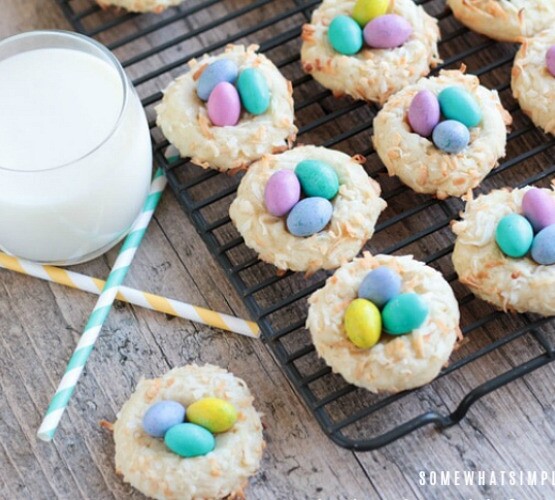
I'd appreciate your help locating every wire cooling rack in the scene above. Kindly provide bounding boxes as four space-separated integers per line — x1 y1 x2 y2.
58 0 555 450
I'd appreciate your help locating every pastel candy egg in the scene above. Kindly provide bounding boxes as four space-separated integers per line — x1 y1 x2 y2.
495 214 534 258
363 14 413 49
197 59 238 101
286 197 333 237
328 15 363 55
264 170 301 217
546 45 555 78
522 188 555 232
382 293 429 335
531 224 555 265
344 298 382 349
408 90 440 137
186 397 238 434
352 0 389 26
358 266 402 308
207 82 241 127
294 160 339 200
237 68 271 115
438 86 482 128
164 423 215 458
432 120 470 154
142 400 186 438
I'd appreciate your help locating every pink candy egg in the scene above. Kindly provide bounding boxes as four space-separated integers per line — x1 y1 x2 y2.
408 90 440 137
546 45 555 78
207 82 241 127
264 170 301 217
522 187 555 232
363 14 413 49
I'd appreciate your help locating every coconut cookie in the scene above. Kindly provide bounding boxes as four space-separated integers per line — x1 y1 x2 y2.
229 146 386 273
300 0 440 104
512 29 555 136
373 69 511 199
156 44 297 172
307 253 461 393
447 0 555 43
113 364 264 500
453 187 555 316
97 0 184 13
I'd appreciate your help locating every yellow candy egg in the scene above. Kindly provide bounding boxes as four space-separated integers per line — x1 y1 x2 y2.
344 298 382 349
186 397 238 433
352 0 390 27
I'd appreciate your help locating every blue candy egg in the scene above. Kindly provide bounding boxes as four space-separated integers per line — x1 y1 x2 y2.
328 15 363 55
286 197 333 237
164 423 215 458
142 400 186 438
432 120 470 154
197 59 239 101
358 266 402 308
531 224 555 265
495 214 533 258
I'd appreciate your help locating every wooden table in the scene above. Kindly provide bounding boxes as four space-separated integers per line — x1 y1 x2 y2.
1 1 555 499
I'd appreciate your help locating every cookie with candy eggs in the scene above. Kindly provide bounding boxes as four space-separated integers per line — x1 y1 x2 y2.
96 0 184 13
156 44 297 172
453 186 555 316
300 0 440 104
307 253 461 393
512 28 555 136
447 0 555 43
372 69 512 199
229 145 387 273
113 364 264 500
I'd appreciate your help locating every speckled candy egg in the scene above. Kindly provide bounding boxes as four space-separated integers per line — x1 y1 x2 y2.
142 400 186 438
546 45 555 78
186 397 238 434
531 224 555 265
344 298 382 349
164 423 215 458
294 159 339 200
408 90 440 137
522 188 555 232
286 197 333 237
438 86 482 128
432 120 470 154
197 59 239 101
352 0 389 26
495 214 534 258
328 15 364 55
358 266 402 308
207 81 241 127
236 68 271 115
382 293 429 335
363 14 413 49
264 170 301 217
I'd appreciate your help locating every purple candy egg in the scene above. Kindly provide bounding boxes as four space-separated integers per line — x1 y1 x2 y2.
264 170 301 217
546 45 555 78
207 82 241 127
522 188 555 232
363 14 413 49
408 90 440 137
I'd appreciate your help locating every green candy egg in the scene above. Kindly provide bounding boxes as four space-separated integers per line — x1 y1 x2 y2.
344 298 382 349
328 15 363 56
187 397 238 434
495 214 533 258
236 68 271 115
164 423 215 458
438 86 482 128
294 159 339 200
382 293 429 335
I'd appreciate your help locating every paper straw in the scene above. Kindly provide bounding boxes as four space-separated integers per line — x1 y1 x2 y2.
0 252 260 338
38 169 166 442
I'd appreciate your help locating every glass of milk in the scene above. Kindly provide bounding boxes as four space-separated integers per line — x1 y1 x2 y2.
0 30 153 264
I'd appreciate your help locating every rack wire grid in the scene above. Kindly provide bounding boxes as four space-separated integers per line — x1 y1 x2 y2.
58 0 555 450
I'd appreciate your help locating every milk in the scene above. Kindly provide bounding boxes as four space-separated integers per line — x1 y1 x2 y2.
0 45 152 263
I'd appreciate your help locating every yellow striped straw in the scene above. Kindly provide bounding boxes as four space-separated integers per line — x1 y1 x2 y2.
0 251 259 338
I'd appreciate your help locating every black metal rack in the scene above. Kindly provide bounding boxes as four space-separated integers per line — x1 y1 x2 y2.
58 0 555 450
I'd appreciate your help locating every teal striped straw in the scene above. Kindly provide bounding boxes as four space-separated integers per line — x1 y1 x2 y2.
37 168 167 442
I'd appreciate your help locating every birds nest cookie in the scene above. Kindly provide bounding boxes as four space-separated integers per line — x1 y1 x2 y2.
300 0 440 104
97 0 183 13
113 364 264 500
512 29 555 136
452 186 555 316
446 0 555 42
373 69 511 199
229 145 387 273
156 44 297 172
307 253 461 393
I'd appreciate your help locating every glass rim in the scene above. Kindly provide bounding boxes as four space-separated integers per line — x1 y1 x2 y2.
0 29 129 173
